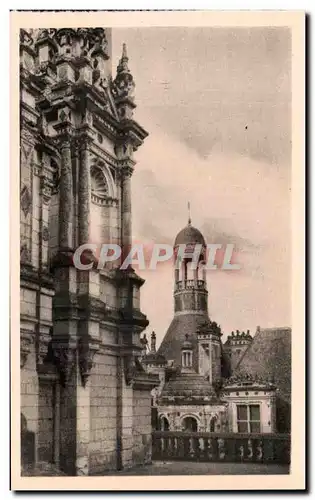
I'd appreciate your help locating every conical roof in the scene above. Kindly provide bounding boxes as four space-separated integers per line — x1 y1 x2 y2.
157 314 212 371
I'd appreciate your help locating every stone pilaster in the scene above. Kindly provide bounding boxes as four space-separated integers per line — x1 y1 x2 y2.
40 174 54 270
78 129 93 246
54 117 73 251
121 167 133 263
51 264 78 475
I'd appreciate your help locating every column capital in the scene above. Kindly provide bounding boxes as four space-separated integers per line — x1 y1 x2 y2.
76 126 95 150
54 121 74 145
119 164 134 179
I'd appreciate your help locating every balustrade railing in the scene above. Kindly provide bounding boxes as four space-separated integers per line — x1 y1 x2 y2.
152 431 290 464
175 280 206 291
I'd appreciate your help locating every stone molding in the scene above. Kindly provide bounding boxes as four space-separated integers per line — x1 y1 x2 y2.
20 330 33 368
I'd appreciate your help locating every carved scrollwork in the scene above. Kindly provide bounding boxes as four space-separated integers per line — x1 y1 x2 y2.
20 29 34 48
51 338 76 387
224 370 275 388
78 336 99 388
20 185 32 217
20 243 31 264
21 330 33 368
36 331 51 367
123 354 145 386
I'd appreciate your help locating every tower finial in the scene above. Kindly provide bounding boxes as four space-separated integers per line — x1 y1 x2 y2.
188 201 191 225
116 42 130 75
122 42 128 61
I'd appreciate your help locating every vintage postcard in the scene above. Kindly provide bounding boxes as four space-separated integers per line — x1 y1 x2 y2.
10 10 305 491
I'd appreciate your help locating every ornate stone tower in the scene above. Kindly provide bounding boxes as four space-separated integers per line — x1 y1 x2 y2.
224 330 253 372
157 217 222 382
20 27 158 476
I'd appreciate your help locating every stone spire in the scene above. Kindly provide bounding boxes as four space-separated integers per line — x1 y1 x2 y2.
112 43 136 119
117 43 129 72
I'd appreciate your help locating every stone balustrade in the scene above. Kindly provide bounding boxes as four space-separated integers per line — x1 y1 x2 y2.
175 280 206 292
152 431 290 464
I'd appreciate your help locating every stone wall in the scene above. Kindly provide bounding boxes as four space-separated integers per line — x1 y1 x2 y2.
21 346 38 468
132 389 152 466
89 351 118 474
37 380 54 463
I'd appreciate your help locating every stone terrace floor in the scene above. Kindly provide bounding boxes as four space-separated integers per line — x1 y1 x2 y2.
103 461 290 476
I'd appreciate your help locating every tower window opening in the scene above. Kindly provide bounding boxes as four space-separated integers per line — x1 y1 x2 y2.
182 350 192 368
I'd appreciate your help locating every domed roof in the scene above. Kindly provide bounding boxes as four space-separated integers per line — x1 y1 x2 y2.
160 373 218 402
174 221 206 247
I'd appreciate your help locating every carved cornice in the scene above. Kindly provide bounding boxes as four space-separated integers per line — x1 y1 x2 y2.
20 264 55 290
89 143 118 169
223 371 276 390
77 294 106 322
91 194 118 207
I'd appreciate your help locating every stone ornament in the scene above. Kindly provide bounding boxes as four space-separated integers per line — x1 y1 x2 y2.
20 331 33 368
51 339 76 387
224 370 275 388
78 336 100 388
20 185 32 217
112 43 136 102
36 331 51 366
20 243 31 264
42 225 50 242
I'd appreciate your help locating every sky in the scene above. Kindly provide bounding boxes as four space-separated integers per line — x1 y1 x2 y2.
112 27 292 347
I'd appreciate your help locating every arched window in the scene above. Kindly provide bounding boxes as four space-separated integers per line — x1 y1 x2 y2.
182 416 198 432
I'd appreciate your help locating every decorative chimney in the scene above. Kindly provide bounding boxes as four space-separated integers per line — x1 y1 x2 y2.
151 331 156 353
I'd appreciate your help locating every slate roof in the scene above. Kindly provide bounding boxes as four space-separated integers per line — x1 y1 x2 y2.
236 327 291 403
157 313 212 371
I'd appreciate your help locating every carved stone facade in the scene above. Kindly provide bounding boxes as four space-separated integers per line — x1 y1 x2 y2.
20 27 158 476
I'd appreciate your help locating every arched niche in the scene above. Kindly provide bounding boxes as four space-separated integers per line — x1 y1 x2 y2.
159 415 170 431
181 415 199 432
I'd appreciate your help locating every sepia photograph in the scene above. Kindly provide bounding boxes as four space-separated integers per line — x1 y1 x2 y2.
11 10 305 491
